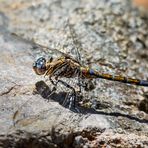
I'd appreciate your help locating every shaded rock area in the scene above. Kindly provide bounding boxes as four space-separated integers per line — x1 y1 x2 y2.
0 0 148 147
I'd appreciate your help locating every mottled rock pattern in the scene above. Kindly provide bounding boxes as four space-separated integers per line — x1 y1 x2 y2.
0 0 148 147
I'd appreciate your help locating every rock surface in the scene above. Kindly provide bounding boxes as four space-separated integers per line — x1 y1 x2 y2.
0 0 148 147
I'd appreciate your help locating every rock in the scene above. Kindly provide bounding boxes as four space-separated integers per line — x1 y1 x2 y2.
0 0 148 147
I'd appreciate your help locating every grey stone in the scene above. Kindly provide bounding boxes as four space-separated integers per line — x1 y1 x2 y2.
0 0 148 147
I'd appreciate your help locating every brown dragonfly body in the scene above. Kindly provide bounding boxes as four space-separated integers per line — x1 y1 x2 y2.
33 56 148 87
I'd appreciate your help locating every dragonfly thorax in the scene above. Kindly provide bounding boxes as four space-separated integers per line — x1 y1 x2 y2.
41 56 82 78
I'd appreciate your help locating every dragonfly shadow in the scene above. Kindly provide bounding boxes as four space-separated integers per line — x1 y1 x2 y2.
35 81 148 124
35 80 68 105
77 107 148 124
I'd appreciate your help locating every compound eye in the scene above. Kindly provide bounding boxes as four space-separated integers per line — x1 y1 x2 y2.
33 57 46 75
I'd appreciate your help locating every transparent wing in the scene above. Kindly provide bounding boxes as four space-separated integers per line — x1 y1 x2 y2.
11 32 71 60
66 18 82 64
11 18 83 65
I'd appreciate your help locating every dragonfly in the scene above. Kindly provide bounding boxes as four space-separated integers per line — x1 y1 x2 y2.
30 20 148 110
11 18 148 111
11 19 148 127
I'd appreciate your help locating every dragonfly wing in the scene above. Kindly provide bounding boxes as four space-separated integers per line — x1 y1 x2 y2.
11 18 83 65
66 18 82 64
33 19 83 64
11 32 71 59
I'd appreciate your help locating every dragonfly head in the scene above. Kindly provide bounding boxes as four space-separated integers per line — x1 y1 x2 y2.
33 57 47 75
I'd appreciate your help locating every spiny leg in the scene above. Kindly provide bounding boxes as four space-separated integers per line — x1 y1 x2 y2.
57 79 76 108
49 77 77 109
45 77 58 99
77 77 82 93
49 64 72 99
49 77 57 85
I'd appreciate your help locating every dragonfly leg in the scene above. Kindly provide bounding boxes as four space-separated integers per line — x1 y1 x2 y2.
49 77 57 85
77 78 82 93
43 77 57 99
49 77 77 108
46 86 57 100
55 79 77 109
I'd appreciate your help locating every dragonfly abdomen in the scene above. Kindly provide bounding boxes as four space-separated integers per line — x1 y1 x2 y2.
81 67 148 87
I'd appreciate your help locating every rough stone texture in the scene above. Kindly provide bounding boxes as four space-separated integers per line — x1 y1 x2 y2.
0 0 148 147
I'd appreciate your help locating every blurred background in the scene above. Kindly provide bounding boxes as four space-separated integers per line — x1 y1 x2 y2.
133 0 148 9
